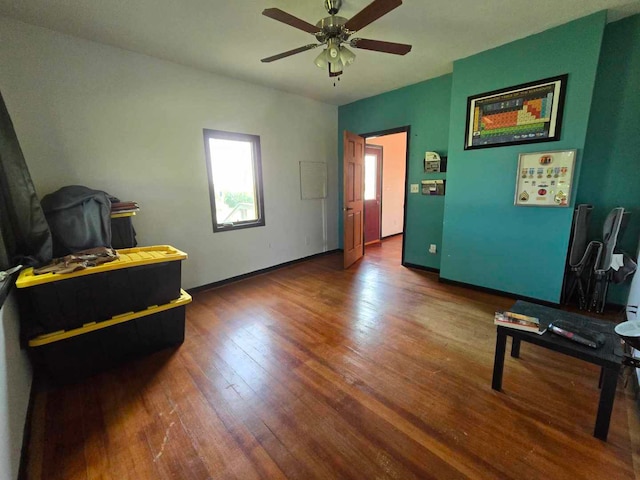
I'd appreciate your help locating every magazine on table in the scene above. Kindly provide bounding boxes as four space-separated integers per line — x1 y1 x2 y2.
494 311 546 335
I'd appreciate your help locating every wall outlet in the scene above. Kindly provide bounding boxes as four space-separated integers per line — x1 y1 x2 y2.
410 184 419 193
429 244 437 254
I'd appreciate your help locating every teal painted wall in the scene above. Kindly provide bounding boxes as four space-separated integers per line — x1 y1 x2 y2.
577 14 640 305
440 12 607 303
338 74 452 269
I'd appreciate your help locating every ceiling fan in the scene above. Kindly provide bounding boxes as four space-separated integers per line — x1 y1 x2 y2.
261 0 412 79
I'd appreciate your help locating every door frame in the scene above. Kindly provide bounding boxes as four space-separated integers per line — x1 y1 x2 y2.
364 144 383 245
359 125 411 264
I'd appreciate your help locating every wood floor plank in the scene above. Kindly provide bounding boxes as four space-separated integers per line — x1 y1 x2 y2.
190 307 383 479
185 331 346 479
94 363 166 480
26 236 638 479
43 383 89 480
80 382 114 480
218 316 429 479
183 354 304 480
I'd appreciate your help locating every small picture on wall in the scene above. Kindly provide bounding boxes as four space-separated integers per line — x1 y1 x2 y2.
514 149 576 207
464 74 568 150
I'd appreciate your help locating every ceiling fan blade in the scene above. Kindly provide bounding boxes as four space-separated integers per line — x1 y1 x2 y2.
262 8 321 35
350 38 412 55
261 44 319 63
344 0 403 33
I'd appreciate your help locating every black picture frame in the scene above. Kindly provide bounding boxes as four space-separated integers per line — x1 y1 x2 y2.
464 74 568 150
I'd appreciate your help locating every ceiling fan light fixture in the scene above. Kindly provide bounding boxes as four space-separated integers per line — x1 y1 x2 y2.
329 59 343 77
339 46 356 66
327 38 340 61
261 0 412 79
314 50 328 68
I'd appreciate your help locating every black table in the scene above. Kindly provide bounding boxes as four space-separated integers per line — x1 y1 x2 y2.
491 300 624 441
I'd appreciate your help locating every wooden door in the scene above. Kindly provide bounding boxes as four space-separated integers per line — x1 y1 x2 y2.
364 145 382 245
343 130 365 268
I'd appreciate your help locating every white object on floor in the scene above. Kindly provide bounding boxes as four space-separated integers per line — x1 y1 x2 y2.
611 253 624 271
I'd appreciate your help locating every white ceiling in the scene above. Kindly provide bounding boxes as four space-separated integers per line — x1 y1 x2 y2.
1 0 639 106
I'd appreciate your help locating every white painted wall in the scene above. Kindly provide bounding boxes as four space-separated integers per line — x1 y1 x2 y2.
368 132 406 238
0 17 339 289
0 290 32 480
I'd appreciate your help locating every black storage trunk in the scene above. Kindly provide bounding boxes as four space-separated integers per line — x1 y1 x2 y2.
28 292 190 383
16 245 186 339
111 215 137 249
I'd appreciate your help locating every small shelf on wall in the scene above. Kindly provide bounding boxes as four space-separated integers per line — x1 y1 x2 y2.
421 179 445 196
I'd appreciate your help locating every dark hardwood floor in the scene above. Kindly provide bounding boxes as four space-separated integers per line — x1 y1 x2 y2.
26 236 640 479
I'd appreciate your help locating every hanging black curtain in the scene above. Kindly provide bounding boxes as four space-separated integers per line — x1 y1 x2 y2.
0 90 52 271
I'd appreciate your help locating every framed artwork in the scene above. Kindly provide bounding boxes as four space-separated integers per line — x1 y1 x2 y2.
514 149 576 207
465 74 568 150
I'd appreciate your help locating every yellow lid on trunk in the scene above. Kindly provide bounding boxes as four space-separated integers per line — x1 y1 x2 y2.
16 245 187 288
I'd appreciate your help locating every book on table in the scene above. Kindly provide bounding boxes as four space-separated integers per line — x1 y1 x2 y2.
494 311 547 335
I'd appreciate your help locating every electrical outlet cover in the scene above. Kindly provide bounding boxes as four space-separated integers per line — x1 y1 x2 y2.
410 184 419 193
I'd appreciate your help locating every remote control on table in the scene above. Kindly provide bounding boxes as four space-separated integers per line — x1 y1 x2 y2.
548 322 599 349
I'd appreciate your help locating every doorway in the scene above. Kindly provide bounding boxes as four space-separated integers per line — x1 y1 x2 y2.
364 129 408 255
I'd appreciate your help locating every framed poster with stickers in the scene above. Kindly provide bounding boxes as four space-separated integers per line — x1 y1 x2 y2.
514 150 576 207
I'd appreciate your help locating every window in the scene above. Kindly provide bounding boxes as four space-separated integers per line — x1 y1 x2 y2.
364 154 377 200
203 129 265 232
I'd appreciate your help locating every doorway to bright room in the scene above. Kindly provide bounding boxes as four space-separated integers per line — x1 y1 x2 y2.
364 130 407 261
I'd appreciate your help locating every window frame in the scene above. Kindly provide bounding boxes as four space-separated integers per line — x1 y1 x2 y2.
203 128 266 233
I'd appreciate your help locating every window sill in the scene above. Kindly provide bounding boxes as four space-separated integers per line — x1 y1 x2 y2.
213 220 266 233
